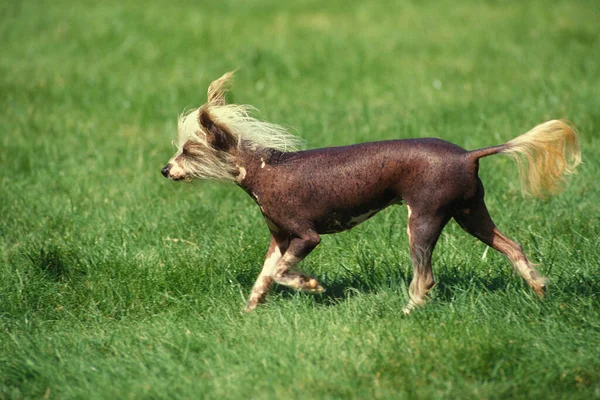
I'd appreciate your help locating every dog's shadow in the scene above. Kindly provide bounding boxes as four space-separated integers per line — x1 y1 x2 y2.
270 263 600 307
272 265 412 306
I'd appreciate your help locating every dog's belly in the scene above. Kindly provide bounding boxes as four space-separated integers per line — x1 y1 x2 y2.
317 210 379 233
315 198 402 234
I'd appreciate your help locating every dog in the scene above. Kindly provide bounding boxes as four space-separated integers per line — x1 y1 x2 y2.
162 72 581 313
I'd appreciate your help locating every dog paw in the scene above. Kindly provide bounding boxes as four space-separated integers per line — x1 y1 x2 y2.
301 278 325 294
244 297 261 313
529 276 547 298
533 282 547 298
402 299 423 315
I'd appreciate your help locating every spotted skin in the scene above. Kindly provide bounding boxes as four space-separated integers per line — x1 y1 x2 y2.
233 139 529 313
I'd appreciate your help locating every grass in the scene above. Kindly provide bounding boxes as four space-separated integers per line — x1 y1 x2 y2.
1 0 599 398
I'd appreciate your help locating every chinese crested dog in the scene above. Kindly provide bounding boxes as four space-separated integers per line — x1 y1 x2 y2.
162 72 581 313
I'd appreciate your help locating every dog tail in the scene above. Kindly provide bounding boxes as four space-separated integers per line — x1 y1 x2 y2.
469 120 581 197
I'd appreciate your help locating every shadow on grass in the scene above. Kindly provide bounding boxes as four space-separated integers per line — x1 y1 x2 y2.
270 265 412 306
268 262 600 306
25 245 85 282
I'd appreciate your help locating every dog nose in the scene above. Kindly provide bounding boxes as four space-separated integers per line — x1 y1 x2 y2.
161 164 171 178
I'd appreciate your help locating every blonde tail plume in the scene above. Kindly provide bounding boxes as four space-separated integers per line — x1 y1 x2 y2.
502 120 581 198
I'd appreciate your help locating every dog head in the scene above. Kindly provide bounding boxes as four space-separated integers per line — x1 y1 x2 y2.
161 71 301 182
161 72 239 182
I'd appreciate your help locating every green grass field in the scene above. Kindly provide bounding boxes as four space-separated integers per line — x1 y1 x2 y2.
1 0 599 398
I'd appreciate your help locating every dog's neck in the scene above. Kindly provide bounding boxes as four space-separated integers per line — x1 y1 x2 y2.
232 148 286 193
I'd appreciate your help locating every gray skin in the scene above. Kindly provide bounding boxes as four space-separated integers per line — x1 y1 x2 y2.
163 112 545 313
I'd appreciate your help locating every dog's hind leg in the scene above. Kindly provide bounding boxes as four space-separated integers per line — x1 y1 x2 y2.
272 231 325 294
245 233 289 312
403 206 450 314
453 199 546 296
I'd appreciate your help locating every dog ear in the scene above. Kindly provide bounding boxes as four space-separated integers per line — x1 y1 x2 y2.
199 109 236 151
207 71 235 106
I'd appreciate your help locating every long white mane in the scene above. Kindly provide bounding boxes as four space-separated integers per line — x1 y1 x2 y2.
172 72 303 181
176 104 303 153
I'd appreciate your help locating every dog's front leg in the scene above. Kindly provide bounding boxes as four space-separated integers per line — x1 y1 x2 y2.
245 233 289 312
272 231 325 294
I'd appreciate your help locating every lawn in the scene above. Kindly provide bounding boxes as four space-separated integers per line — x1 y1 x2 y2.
1 0 599 398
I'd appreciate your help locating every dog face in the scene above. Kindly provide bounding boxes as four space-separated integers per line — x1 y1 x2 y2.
161 107 237 182
160 142 196 182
